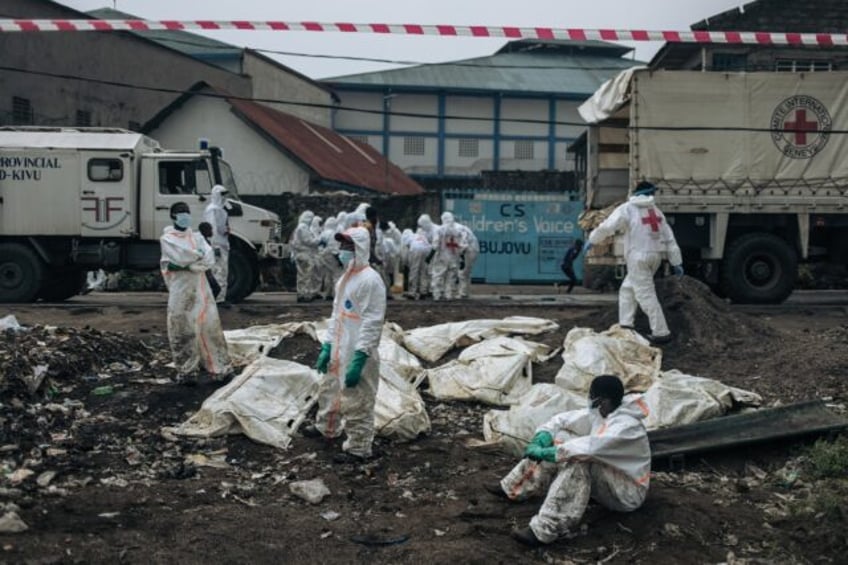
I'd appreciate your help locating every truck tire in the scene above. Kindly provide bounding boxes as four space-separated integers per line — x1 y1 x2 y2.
720 233 797 304
226 244 258 303
0 243 45 303
38 269 85 302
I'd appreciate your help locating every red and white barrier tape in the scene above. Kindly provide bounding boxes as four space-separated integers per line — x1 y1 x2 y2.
0 19 846 46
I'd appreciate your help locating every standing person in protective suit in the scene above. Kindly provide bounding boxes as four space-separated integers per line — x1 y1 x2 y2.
289 210 321 303
308 227 387 464
456 221 479 299
202 185 231 305
560 239 583 294
486 375 650 547
586 181 683 344
431 212 467 301
160 202 231 383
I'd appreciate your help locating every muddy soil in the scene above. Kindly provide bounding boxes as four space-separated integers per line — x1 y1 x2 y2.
1 281 846 564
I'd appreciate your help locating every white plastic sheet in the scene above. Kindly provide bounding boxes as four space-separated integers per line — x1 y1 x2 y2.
224 322 317 366
554 325 660 393
402 316 559 363
0 314 21 331
168 357 321 449
643 369 762 429
425 336 551 406
375 363 431 440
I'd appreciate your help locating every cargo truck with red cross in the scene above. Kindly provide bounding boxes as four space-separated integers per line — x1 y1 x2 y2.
573 69 848 303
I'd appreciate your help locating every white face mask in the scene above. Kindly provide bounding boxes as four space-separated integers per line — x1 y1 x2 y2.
338 249 355 267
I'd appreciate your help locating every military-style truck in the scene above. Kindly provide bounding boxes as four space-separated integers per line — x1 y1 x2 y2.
574 69 848 303
0 127 284 303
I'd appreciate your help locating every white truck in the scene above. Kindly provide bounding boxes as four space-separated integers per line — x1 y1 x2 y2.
575 69 848 303
0 127 284 303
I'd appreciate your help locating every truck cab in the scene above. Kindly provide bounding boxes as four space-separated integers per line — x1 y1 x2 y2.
0 127 282 303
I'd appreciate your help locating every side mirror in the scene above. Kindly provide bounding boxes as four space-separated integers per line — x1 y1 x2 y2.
198 194 207 202
227 202 243 217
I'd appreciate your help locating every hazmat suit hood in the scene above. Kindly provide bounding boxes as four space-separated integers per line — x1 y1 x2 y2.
628 194 656 208
418 214 433 230
210 185 229 208
298 210 315 226
441 212 455 227
337 226 371 268
608 395 649 422
323 217 338 232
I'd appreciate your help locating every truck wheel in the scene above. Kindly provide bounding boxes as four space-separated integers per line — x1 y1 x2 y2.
720 233 797 304
226 245 258 303
0 243 45 303
38 269 85 302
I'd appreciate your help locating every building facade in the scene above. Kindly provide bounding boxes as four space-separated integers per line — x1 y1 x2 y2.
325 40 642 185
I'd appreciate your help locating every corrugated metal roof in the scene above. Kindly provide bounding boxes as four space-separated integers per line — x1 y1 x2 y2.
326 40 642 96
227 99 423 196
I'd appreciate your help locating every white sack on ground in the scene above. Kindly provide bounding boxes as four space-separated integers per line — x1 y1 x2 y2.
375 363 431 440
481 384 587 456
224 322 318 366
403 317 559 363
554 325 660 393
643 369 762 429
168 357 321 449
425 336 551 405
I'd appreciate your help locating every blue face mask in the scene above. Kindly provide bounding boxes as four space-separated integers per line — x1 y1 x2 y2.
338 249 355 267
174 212 192 230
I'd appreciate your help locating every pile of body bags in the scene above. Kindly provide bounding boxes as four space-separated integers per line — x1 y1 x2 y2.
166 317 760 453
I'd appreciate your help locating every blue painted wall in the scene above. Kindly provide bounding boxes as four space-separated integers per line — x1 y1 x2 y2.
443 190 585 284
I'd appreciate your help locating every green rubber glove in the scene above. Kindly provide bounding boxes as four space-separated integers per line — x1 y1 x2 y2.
526 444 557 463
537 446 557 463
315 343 332 374
531 431 553 448
167 262 188 272
344 350 369 388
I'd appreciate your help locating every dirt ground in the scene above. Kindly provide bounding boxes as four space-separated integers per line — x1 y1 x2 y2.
1 279 847 564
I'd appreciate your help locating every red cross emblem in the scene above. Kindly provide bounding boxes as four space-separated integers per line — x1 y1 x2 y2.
445 237 460 252
783 109 818 145
641 208 663 232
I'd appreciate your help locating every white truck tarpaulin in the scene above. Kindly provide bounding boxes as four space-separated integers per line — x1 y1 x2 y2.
578 66 645 124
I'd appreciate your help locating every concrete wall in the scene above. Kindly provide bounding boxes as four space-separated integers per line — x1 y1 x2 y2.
147 94 311 196
0 0 251 129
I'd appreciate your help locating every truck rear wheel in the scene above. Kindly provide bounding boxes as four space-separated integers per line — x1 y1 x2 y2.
0 243 45 303
38 269 85 302
720 233 797 304
226 244 258 303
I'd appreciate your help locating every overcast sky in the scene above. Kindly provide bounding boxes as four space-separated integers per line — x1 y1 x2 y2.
56 0 747 79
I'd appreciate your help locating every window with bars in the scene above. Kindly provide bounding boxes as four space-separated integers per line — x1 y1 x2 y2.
12 97 33 125
514 140 535 160
458 138 479 158
347 135 369 145
76 110 92 127
712 53 748 71
775 59 833 72
403 136 426 156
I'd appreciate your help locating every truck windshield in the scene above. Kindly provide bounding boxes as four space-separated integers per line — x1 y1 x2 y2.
217 160 241 201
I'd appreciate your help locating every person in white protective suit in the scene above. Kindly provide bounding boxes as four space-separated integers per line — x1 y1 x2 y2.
486 375 650 546
430 212 467 300
310 215 323 238
289 210 322 302
405 227 434 300
456 221 479 299
307 227 387 463
316 217 343 300
202 185 231 304
586 181 683 345
160 202 232 382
